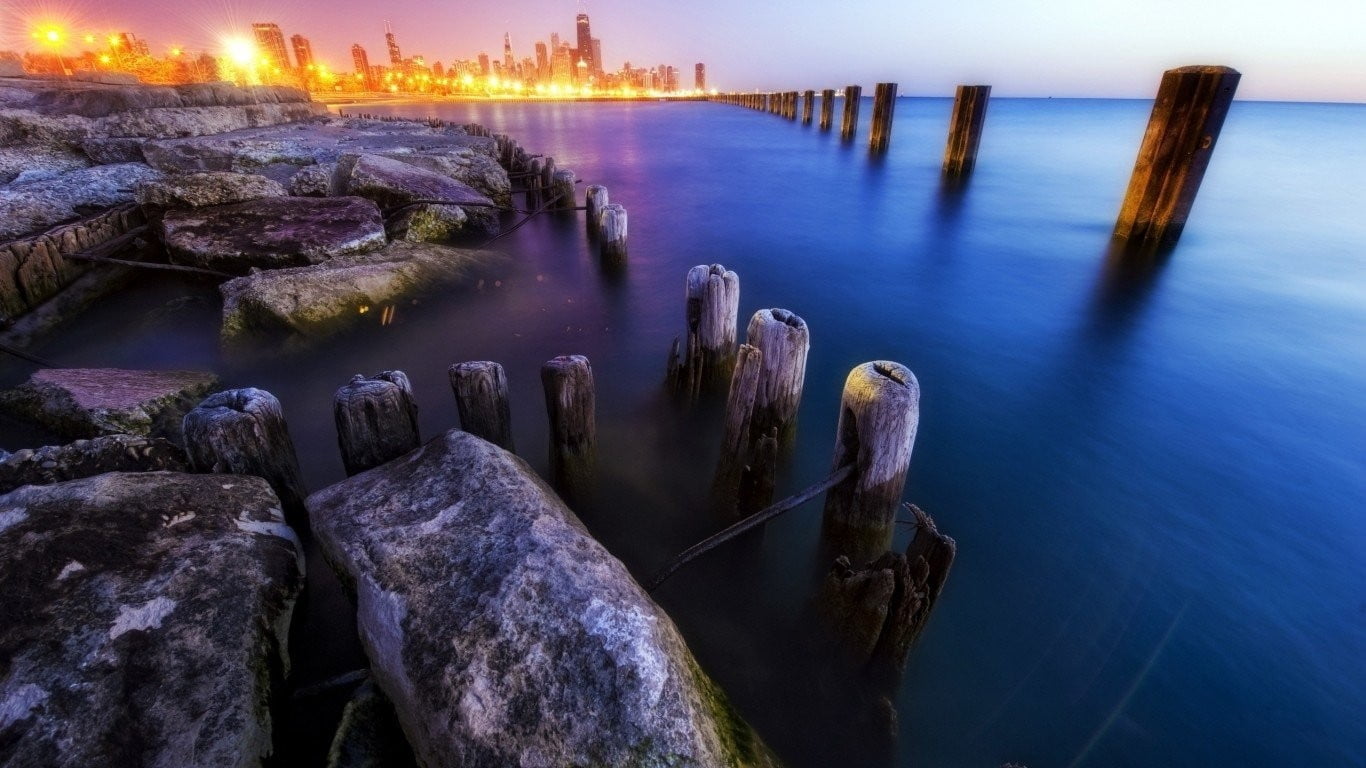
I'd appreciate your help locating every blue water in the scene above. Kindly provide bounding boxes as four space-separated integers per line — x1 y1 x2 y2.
19 97 1366 766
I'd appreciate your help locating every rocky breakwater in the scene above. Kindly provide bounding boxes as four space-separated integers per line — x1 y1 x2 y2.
0 471 303 766
309 428 781 767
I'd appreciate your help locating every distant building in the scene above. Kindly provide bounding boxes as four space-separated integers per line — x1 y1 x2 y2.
535 42 549 82
575 14 594 76
591 38 603 78
291 34 314 70
384 21 402 66
503 33 514 71
551 44 572 86
351 43 372 87
432 61 444 78
477 53 490 76
695 63 705 91
251 23 290 69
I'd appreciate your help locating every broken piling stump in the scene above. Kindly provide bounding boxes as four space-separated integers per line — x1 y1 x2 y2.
541 355 596 506
449 360 514 451
585 185 609 237
802 90 815 124
332 371 420 477
672 264 740 397
869 83 897 152
943 85 992 177
598 204 628 264
745 308 810 443
550 169 576 210
710 343 763 513
183 388 308 517
820 89 836 131
841 85 862 140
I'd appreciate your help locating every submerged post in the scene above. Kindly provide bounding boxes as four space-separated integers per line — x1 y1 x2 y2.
333 371 421 476
942 85 992 177
1114 66 1240 251
711 343 762 512
820 361 919 560
598 204 628 264
820 89 836 130
802 90 815 124
745 308 810 442
841 85 862 140
183 388 307 517
585 185 609 237
449 361 514 451
869 82 898 152
541 355 596 505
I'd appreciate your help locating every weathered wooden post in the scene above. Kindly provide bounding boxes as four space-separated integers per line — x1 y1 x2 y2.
598 204 628 263
841 85 862 140
183 388 307 517
820 89 836 130
526 157 545 208
585 185 609 237
333 371 421 476
540 158 557 208
802 90 815 124
942 85 992 177
710 343 762 511
746 308 810 442
1114 65 1241 251
541 355 596 505
869 83 897 152
821 361 919 560
788 92 798 120
449 360 514 451
550 169 576 210
673 264 740 396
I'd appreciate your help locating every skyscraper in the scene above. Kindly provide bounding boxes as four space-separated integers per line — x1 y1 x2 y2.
384 22 402 66
351 43 372 87
575 14 594 76
591 39 603 77
477 53 490 76
535 42 549 82
503 33 514 71
251 23 290 69
695 63 705 91
291 35 314 70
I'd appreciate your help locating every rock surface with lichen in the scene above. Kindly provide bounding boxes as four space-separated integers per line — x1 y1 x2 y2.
307 429 782 768
0 472 304 767
0 434 187 493
0 367 219 442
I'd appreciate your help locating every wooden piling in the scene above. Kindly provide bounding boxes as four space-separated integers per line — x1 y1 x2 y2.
869 83 897 152
711 343 763 510
585 185 609 237
183 388 307 517
675 264 741 395
598 204 628 263
550 169 576 210
745 308 810 443
821 361 919 559
1114 65 1241 251
541 355 596 505
841 85 862 140
540 158 557 208
802 90 815 124
449 361 514 451
820 89 836 131
942 85 992 177
526 157 545 208
332 371 421 476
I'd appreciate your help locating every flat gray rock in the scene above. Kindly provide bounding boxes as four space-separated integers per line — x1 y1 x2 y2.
307 429 780 768
0 162 161 240
0 434 187 493
378 149 510 206
136 171 286 209
0 367 219 441
0 471 303 767
339 153 499 236
161 196 386 274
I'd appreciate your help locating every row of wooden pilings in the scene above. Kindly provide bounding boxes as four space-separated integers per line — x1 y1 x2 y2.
710 65 1242 250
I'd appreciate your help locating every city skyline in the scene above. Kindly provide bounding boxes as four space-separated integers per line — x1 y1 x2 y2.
3 0 1364 101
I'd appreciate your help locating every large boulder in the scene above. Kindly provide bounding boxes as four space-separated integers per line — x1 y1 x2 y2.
0 367 219 441
142 136 324 173
339 154 498 236
379 149 511 207
0 434 187 493
0 472 303 767
219 241 501 349
136 171 286 209
0 145 90 185
307 429 780 767
0 162 161 240
161 196 386 274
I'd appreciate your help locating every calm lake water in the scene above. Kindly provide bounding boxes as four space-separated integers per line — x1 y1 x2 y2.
9 96 1365 766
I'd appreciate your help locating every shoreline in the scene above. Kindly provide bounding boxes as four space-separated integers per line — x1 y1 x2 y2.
314 92 709 107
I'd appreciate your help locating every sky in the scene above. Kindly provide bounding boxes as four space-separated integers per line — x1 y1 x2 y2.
4 0 1364 102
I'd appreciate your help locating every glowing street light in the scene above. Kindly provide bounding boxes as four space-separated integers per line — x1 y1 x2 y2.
224 37 255 65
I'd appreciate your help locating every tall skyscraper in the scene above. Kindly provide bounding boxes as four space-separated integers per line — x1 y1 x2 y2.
575 14 594 76
591 39 603 77
477 53 490 76
291 35 314 70
251 23 290 69
550 33 560 53
351 43 372 87
535 42 549 82
384 21 402 66
695 63 706 91
503 33 514 71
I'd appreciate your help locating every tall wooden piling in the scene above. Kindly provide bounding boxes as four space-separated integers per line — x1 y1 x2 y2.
183 388 307 517
821 361 920 560
802 90 815 124
1114 65 1241 251
598 204 628 263
820 89 836 131
745 308 810 443
540 158 556 208
942 85 992 177
710 343 762 515
449 360 514 451
585 185 609 237
333 371 421 476
541 355 596 505
675 264 741 395
550 169 576 210
841 85 862 140
526 157 545 208
869 83 897 152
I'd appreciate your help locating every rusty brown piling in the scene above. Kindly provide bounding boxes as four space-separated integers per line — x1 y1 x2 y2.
840 85 862 141
942 85 992 177
802 90 815 124
1114 66 1240 251
869 83 897 152
820 89 836 130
